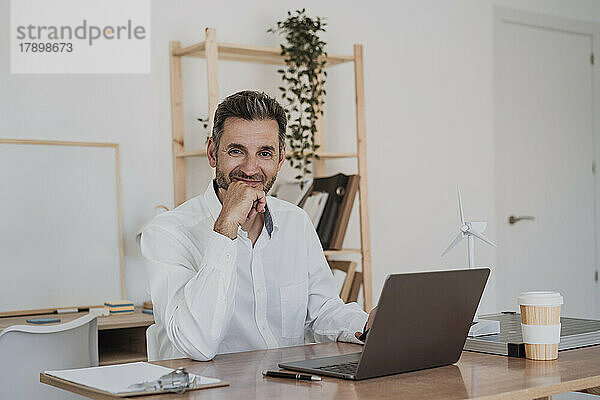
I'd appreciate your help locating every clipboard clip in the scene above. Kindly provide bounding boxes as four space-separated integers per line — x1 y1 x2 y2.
128 367 195 394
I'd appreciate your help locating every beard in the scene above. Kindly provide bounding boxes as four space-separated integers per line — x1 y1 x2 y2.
215 164 278 194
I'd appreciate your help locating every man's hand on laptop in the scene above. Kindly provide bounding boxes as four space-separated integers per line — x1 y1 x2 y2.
355 307 377 342
214 181 267 239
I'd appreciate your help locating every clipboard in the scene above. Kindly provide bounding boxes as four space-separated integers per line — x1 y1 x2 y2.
42 362 229 398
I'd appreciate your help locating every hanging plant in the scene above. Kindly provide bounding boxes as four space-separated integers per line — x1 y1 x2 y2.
268 9 327 185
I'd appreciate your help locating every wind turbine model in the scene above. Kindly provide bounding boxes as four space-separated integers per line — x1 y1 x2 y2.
441 186 500 337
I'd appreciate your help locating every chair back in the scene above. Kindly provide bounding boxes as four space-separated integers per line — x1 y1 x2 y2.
146 323 159 361
0 313 98 400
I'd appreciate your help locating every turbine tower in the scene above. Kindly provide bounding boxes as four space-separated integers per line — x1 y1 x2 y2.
441 186 500 337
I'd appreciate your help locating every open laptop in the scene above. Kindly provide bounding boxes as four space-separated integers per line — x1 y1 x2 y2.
279 268 490 380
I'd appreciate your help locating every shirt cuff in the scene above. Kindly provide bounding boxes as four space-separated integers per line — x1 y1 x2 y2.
339 312 369 345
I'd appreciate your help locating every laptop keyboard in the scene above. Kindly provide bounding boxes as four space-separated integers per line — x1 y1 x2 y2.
315 361 359 375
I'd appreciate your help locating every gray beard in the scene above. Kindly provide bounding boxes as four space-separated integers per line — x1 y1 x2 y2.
215 165 278 194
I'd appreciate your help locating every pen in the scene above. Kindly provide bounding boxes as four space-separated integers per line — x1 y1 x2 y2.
262 370 321 381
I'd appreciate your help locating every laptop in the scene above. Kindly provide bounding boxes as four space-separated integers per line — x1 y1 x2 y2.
279 268 490 380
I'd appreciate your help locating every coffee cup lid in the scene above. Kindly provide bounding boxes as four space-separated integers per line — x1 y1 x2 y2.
518 291 563 306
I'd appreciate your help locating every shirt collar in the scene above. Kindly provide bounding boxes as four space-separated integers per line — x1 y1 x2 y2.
204 180 276 238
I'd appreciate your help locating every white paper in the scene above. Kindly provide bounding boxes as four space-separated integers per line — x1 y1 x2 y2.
45 361 221 394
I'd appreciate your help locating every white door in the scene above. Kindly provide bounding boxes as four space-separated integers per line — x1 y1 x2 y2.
494 9 597 318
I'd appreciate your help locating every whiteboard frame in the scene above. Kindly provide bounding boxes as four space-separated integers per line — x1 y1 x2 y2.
0 138 125 316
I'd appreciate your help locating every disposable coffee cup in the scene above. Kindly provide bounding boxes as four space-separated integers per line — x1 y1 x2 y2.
518 291 563 360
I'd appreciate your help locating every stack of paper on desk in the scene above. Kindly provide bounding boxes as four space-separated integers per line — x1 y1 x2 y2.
45 361 228 396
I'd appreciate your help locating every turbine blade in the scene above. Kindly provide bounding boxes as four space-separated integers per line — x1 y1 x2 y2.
469 230 497 248
458 186 465 226
441 232 464 257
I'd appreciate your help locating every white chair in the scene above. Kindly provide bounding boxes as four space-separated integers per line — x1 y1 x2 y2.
146 323 159 361
0 313 98 400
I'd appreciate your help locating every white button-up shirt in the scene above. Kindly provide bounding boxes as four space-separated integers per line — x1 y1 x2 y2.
141 181 368 361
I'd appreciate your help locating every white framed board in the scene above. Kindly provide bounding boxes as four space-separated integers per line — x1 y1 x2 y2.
0 139 125 316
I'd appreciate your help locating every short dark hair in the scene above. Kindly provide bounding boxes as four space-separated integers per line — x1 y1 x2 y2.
211 90 287 155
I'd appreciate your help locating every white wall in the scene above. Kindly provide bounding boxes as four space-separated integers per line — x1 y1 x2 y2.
2 0 599 310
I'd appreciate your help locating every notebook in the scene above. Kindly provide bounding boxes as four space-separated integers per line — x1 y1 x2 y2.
45 362 228 397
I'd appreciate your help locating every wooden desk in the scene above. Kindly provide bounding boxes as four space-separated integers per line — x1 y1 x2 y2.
0 307 154 365
41 342 600 399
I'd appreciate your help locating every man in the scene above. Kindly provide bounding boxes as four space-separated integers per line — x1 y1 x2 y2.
142 90 374 361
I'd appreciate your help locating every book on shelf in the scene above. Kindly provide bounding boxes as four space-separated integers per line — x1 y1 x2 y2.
303 191 329 227
329 174 359 249
271 178 313 205
299 173 359 250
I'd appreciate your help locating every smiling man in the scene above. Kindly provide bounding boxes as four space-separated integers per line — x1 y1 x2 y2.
141 90 373 361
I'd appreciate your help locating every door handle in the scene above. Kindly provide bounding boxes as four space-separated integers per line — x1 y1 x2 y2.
508 215 535 224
